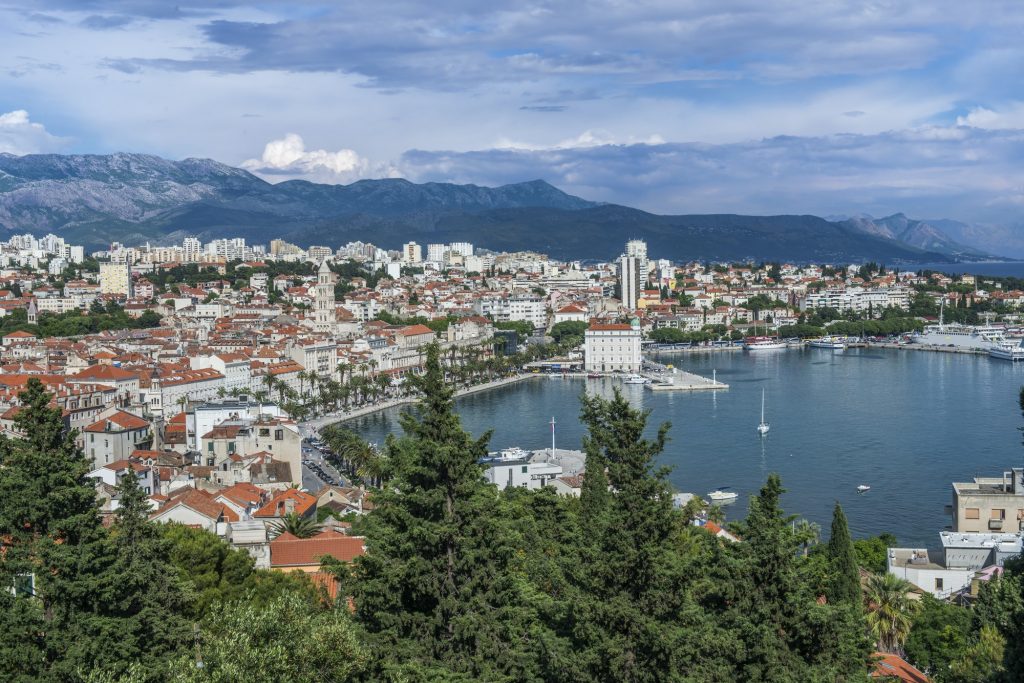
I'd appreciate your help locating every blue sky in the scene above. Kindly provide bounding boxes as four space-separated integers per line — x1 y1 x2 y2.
2 0 1023 224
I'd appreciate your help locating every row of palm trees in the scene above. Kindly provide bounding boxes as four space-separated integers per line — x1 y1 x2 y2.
215 333 586 422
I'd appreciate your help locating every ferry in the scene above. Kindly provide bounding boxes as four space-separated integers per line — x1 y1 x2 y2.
990 341 1024 362
743 336 787 351
912 302 1007 351
913 323 1007 351
807 336 847 350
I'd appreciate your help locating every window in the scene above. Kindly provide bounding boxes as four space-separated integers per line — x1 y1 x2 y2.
935 578 944 591
259 428 270 437
228 442 236 454
966 508 980 519
275 429 283 441
521 466 528 474
992 509 1006 520
207 443 214 453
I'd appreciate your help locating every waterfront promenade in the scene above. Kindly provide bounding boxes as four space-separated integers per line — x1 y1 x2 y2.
301 373 539 436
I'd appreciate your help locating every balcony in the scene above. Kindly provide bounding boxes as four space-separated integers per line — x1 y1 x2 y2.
989 519 1004 530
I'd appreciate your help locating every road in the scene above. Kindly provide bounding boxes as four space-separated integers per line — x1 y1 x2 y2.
300 441 346 494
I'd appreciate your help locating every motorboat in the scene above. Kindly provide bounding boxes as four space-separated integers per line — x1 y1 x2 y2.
707 489 739 503
856 484 871 493
624 374 649 384
808 336 847 350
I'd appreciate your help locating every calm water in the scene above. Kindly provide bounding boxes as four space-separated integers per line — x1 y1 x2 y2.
345 348 1024 548
914 261 1024 278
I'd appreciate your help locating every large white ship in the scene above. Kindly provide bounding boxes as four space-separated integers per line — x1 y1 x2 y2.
912 303 1006 351
914 323 1006 350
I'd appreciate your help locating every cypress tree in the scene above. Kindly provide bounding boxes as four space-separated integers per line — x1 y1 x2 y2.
826 502 861 605
349 344 537 680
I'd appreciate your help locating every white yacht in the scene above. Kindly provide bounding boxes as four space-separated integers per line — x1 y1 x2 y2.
990 341 1024 361
624 374 649 384
744 336 787 351
856 484 871 493
707 489 739 503
808 336 847 350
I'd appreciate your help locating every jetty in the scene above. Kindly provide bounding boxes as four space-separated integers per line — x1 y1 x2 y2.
645 368 729 391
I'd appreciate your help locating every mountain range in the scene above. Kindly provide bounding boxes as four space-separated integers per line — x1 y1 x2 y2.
0 152 1004 263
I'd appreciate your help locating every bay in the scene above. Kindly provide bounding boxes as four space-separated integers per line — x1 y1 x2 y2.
913 261 1024 278
345 347 1024 548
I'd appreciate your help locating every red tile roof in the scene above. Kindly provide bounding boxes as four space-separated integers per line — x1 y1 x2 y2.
254 488 317 518
84 410 149 433
870 653 930 683
270 529 366 567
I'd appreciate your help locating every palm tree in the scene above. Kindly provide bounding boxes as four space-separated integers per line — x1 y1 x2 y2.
268 511 322 539
864 572 921 654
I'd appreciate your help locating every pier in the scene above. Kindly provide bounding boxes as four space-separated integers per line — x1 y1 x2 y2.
640 358 728 391
645 369 729 391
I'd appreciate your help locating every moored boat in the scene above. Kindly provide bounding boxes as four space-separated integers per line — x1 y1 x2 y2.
708 489 739 503
990 342 1024 361
808 335 847 350
744 336 787 351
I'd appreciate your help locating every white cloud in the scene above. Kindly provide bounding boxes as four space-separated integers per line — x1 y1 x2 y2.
240 133 398 183
956 104 1024 129
0 110 67 155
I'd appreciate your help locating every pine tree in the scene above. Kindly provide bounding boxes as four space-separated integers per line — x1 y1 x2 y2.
0 379 191 681
94 470 192 679
0 378 107 681
826 502 861 605
349 344 537 680
568 390 723 682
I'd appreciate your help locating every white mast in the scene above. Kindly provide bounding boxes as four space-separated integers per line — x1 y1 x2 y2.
550 416 556 454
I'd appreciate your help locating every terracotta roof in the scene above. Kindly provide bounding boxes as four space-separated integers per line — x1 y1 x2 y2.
153 487 239 523
84 410 149 433
254 488 317 518
397 324 434 336
270 529 366 567
870 653 930 683
72 364 139 381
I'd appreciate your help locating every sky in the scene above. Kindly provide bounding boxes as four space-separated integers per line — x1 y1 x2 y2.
2 0 1024 224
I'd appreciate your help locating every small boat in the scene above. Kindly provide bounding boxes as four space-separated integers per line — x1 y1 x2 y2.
808 335 847 350
624 374 649 384
707 489 739 503
587 373 602 379
856 484 871 493
757 388 770 436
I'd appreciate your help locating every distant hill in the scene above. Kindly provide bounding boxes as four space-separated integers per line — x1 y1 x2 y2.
839 213 992 260
0 152 996 262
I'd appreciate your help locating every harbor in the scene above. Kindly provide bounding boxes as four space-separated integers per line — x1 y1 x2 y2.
347 346 1024 548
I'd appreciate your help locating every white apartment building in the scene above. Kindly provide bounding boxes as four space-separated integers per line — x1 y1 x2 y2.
99 261 133 296
801 287 910 314
402 242 422 263
427 243 446 263
449 241 474 257
584 321 642 372
473 296 546 328
619 255 643 310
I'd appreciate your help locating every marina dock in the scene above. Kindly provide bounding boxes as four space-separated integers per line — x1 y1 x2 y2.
644 369 729 391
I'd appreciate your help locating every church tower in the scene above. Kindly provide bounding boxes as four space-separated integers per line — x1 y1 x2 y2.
314 260 338 333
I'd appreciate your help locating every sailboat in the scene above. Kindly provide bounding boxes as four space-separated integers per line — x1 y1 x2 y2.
757 388 770 436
